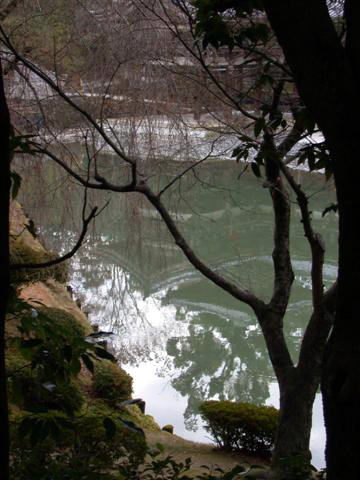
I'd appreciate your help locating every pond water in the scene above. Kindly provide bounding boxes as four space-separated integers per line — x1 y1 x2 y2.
20 153 338 468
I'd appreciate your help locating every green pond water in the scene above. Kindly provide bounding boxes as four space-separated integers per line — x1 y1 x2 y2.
20 153 338 467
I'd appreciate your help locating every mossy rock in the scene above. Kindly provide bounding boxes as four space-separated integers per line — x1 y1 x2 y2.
37 306 86 339
126 404 161 432
10 236 68 286
92 361 133 407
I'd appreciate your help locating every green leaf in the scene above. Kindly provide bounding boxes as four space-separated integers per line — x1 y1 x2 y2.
251 162 261 178
10 171 22 199
254 118 265 137
62 345 73 362
103 417 117 438
69 358 81 375
322 203 338 217
231 146 241 158
21 338 44 349
87 331 114 339
81 353 94 373
119 419 145 436
10 377 24 405
94 347 115 362
19 316 35 334
224 464 246 479
18 416 36 438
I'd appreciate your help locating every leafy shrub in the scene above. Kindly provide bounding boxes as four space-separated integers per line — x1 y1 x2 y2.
10 407 147 480
7 306 85 414
162 424 174 434
8 360 84 414
93 361 133 406
6 300 113 415
199 401 278 456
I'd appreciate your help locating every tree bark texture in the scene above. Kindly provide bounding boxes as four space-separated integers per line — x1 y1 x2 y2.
259 305 333 479
0 59 11 480
262 2 360 478
272 370 318 479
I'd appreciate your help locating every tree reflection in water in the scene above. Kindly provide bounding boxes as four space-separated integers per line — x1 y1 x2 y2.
18 157 338 435
164 307 272 430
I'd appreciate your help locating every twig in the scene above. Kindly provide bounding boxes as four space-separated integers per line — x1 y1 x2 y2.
10 206 99 270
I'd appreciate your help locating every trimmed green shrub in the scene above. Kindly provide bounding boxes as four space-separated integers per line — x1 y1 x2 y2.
93 361 133 406
162 424 174 434
199 400 278 456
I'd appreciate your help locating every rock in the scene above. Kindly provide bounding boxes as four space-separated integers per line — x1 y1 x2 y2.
137 399 146 414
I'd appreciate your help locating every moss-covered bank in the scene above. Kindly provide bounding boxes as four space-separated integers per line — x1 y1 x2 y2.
7 202 273 479
7 202 162 479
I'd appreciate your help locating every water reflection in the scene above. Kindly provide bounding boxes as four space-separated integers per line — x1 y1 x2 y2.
165 309 272 430
19 155 338 452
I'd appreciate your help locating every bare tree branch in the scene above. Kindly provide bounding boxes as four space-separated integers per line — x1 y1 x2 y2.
278 159 326 315
10 206 99 270
0 26 135 166
157 142 216 197
0 0 21 21
30 144 137 192
137 181 266 314
298 280 337 370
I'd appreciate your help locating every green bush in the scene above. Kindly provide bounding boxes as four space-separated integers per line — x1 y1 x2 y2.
162 424 174 434
7 306 86 414
93 362 133 406
199 401 278 456
8 359 84 414
10 407 147 480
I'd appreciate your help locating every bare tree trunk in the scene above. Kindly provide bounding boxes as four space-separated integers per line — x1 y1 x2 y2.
272 370 318 479
259 310 319 479
0 59 11 480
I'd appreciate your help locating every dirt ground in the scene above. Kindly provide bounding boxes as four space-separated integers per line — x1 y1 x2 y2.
145 430 269 478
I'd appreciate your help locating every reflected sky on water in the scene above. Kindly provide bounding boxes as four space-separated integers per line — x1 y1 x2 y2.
19 153 338 467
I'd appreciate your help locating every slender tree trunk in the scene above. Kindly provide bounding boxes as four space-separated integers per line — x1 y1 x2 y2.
0 59 11 480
